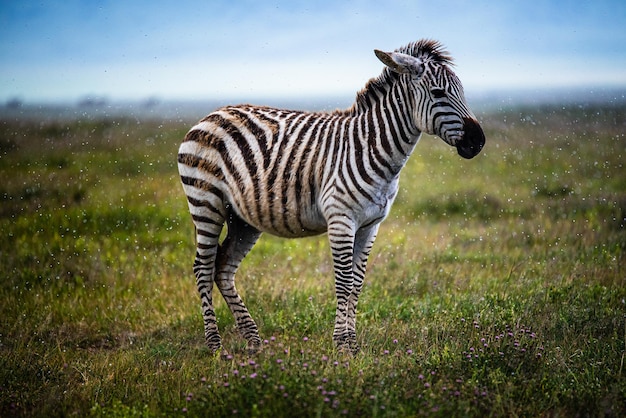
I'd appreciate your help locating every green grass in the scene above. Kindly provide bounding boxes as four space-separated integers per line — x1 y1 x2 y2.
1 104 624 417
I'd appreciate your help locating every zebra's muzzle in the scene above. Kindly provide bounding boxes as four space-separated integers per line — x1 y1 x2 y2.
456 118 485 159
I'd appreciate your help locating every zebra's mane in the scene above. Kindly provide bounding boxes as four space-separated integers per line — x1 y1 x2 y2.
345 39 453 115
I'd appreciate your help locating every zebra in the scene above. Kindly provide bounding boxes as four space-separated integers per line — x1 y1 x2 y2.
177 39 485 356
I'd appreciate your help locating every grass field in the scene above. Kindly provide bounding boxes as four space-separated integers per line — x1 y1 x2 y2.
1 102 624 417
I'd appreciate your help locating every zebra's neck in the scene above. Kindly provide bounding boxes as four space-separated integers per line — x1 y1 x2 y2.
337 71 422 178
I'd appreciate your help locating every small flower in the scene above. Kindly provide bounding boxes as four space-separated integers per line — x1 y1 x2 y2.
223 382 230 387
393 339 398 344
424 382 431 388
383 350 389 355
276 359 283 364
303 337 309 342
406 349 413 355
271 336 276 341
250 373 257 379
418 374 424 380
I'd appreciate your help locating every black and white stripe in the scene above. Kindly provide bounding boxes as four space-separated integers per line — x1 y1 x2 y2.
177 39 485 355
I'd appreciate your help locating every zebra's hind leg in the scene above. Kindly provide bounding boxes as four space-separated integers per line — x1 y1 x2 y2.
190 205 226 356
215 210 263 355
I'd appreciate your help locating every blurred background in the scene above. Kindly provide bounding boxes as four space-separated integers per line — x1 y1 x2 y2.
1 0 625 117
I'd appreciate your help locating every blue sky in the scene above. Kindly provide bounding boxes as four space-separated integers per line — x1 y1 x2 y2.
1 0 625 103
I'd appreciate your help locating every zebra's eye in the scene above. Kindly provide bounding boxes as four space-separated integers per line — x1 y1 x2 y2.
431 88 446 99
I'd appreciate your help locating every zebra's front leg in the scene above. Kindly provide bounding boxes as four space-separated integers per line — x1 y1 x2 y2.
215 212 263 355
345 225 380 353
328 218 357 353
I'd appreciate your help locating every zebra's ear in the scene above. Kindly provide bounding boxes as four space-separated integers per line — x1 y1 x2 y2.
374 50 424 77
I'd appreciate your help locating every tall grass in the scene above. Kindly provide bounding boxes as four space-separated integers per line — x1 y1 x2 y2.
1 104 624 416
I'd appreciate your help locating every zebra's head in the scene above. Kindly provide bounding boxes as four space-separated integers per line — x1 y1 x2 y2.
374 40 485 159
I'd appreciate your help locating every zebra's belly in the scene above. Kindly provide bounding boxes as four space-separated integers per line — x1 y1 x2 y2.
229 194 328 239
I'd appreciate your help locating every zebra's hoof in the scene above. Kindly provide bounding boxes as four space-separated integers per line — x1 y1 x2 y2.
336 342 359 356
218 348 232 360
349 343 361 355
246 341 263 355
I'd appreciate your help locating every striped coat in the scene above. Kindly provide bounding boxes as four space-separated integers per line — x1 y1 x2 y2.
177 39 485 355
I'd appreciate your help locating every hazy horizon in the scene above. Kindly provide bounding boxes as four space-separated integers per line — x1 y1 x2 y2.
3 85 625 124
